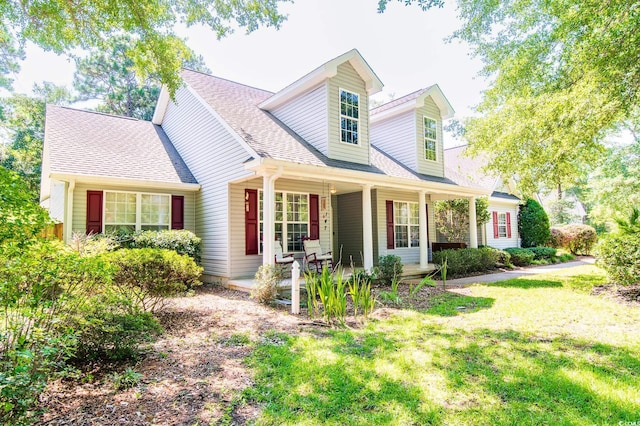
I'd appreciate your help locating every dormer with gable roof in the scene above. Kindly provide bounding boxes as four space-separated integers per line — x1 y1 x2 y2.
259 49 383 166
369 86 454 178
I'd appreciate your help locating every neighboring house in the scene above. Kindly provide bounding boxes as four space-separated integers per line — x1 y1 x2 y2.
41 49 490 283
444 145 522 249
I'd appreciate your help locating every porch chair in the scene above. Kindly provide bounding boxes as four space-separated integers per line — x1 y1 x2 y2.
274 240 295 269
303 239 333 273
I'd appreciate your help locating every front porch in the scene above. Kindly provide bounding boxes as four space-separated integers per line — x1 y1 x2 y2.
227 262 438 293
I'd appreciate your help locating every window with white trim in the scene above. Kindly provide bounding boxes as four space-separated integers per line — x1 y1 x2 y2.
104 191 170 233
394 201 419 248
259 191 309 252
340 89 359 145
424 116 437 161
497 212 507 238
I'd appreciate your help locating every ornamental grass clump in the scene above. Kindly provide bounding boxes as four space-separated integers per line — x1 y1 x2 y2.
251 264 286 305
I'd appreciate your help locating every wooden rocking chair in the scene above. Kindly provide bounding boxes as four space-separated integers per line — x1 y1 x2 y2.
303 239 332 272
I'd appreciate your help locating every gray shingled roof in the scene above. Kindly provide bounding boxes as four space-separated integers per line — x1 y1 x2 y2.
444 145 499 190
370 86 434 115
182 70 458 186
45 105 197 184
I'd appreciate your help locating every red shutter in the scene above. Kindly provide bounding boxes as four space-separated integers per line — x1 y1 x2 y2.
245 189 258 255
171 195 184 230
309 194 319 240
492 211 499 238
506 212 512 238
386 200 394 249
86 190 103 235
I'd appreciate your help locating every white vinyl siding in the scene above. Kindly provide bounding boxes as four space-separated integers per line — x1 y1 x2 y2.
229 179 332 279
161 85 253 279
271 83 329 157
415 97 445 177
71 183 195 235
370 110 416 170
373 188 435 265
48 180 66 222
327 62 370 165
485 201 520 249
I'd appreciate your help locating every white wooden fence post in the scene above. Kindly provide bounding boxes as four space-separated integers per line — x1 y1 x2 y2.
291 261 300 315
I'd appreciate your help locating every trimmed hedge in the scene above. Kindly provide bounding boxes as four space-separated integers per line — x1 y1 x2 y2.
432 247 506 276
504 248 536 266
561 224 597 255
104 248 203 312
595 232 640 286
131 230 202 263
548 227 568 248
527 246 557 261
518 199 551 248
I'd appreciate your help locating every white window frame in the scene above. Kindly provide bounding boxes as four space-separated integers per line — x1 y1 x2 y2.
259 190 310 253
423 116 438 161
394 201 420 249
103 190 171 233
497 212 508 238
339 88 360 146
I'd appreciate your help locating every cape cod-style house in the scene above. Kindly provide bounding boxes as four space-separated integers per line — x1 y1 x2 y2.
41 49 518 284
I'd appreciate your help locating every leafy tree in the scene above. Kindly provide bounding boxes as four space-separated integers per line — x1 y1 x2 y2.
1 0 288 96
518 199 550 248
0 82 71 198
434 196 489 243
585 143 640 225
0 166 51 247
73 35 211 120
548 197 580 227
381 0 640 197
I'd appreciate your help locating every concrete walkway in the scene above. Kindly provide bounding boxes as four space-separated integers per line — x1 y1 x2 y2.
437 257 595 287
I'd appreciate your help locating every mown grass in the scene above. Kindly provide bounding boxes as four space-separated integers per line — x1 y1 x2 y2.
244 264 640 425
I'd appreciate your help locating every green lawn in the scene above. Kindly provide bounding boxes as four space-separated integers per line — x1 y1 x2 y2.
244 265 640 425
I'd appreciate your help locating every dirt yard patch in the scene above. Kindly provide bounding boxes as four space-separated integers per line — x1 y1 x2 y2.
37 281 451 425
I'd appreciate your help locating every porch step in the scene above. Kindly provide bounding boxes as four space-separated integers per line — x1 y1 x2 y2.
401 263 439 279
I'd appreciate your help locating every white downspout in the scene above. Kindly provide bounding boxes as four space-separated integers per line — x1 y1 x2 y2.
64 180 75 244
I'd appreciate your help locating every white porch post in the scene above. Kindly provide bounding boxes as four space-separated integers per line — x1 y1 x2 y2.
468 196 478 249
418 191 428 268
362 184 374 271
262 174 275 265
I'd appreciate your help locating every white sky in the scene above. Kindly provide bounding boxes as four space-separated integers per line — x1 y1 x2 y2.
11 0 487 146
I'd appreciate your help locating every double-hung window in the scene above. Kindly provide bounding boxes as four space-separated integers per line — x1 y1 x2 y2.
104 191 170 232
340 89 359 145
424 117 437 161
394 201 419 248
259 191 309 252
497 213 507 238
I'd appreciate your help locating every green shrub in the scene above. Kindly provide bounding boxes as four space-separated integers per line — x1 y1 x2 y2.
504 248 536 266
561 224 597 255
376 255 403 285
595 230 640 286
0 240 112 424
432 247 502 276
131 230 202 263
112 367 143 390
548 227 568 248
251 264 286 304
105 248 203 312
518 199 551 247
528 246 557 261
68 293 162 362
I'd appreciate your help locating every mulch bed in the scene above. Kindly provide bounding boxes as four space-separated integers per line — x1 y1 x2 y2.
591 284 640 306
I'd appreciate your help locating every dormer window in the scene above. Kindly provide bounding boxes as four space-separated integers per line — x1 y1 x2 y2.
423 116 437 161
340 89 359 145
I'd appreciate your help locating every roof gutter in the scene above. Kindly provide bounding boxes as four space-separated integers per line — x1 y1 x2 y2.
50 173 201 192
